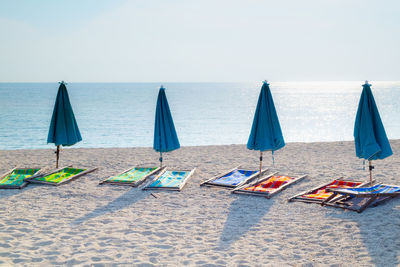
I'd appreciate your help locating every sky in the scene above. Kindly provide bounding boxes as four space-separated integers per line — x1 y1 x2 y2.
0 0 399 82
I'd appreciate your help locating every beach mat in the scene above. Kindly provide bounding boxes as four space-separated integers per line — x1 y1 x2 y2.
288 178 369 204
0 168 41 189
26 166 97 186
233 172 307 198
322 184 400 213
200 166 267 189
143 168 196 191
100 167 160 186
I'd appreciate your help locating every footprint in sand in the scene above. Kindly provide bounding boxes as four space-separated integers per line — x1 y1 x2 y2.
0 243 11 248
91 257 101 262
151 244 172 249
142 231 152 236
35 240 53 246
154 232 169 238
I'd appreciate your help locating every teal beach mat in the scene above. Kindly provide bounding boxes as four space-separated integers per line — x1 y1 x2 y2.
101 167 159 186
143 169 195 191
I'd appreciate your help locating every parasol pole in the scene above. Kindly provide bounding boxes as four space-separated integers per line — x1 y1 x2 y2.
259 151 263 179
160 152 163 168
56 145 60 168
368 160 374 185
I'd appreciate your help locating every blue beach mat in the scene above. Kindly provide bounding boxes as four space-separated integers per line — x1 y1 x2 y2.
201 167 266 189
212 169 258 186
328 184 400 196
323 184 400 213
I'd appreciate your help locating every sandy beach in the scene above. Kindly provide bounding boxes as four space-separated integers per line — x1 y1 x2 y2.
0 140 399 266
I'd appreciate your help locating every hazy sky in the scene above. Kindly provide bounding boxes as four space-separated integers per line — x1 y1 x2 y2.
1 0 399 82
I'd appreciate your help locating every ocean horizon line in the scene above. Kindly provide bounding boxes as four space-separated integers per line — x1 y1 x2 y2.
1 80 400 84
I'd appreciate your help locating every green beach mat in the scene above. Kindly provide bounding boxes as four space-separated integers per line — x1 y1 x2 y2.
34 167 84 184
27 167 95 186
101 167 159 186
0 168 40 189
143 169 196 191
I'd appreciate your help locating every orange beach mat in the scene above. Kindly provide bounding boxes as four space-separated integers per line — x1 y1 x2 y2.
288 178 366 204
303 180 362 200
233 173 306 198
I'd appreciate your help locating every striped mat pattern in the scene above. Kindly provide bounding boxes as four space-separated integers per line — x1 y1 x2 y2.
147 171 190 188
0 168 40 186
302 180 362 200
334 184 400 195
106 167 157 183
212 169 258 186
34 168 84 184
242 175 294 193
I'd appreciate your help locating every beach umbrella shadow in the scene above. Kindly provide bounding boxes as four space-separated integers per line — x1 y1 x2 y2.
72 188 149 225
218 195 274 249
326 200 400 266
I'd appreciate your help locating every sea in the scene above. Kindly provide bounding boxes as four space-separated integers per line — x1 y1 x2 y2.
0 82 399 150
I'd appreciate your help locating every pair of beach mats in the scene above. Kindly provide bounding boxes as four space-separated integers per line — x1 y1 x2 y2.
200 167 400 212
100 167 196 191
289 178 400 213
0 166 97 189
200 166 307 198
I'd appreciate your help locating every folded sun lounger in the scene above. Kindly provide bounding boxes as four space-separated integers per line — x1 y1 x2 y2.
233 172 307 198
322 184 400 213
288 178 370 204
26 166 97 186
200 166 268 189
0 168 42 189
143 168 196 191
99 167 161 186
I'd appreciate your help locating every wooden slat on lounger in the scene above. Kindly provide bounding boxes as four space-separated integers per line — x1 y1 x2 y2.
322 184 400 213
143 168 196 191
0 167 42 189
200 166 268 189
288 178 370 204
99 167 161 186
26 166 97 186
233 172 307 198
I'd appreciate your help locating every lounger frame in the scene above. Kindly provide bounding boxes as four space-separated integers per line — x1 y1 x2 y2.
26 166 98 186
233 172 307 198
200 166 268 189
99 166 161 187
288 178 370 204
0 167 43 189
322 183 400 213
143 168 196 191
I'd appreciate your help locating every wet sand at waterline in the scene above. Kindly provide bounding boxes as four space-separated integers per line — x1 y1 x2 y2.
0 141 399 266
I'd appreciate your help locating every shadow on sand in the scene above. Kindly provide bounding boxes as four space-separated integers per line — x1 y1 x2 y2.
0 183 39 200
72 187 149 225
218 194 274 249
326 198 400 267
